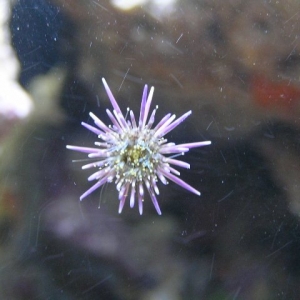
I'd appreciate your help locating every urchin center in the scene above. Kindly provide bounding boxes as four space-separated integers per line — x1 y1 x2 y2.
122 144 149 167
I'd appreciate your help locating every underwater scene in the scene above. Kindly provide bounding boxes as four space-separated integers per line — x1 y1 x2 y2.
1 0 300 299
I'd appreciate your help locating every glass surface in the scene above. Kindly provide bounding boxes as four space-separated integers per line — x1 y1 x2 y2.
1 0 300 299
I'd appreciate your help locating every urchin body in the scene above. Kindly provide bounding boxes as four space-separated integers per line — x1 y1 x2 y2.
67 78 211 215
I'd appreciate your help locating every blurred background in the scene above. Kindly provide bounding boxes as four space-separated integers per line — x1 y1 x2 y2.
1 0 300 299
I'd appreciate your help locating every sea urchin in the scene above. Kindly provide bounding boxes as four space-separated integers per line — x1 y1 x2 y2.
66 78 211 215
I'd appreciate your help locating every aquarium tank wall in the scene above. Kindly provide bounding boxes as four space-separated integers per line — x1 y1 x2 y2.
0 0 300 299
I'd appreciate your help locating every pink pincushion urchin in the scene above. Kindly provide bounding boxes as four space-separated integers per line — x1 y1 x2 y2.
67 78 211 215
